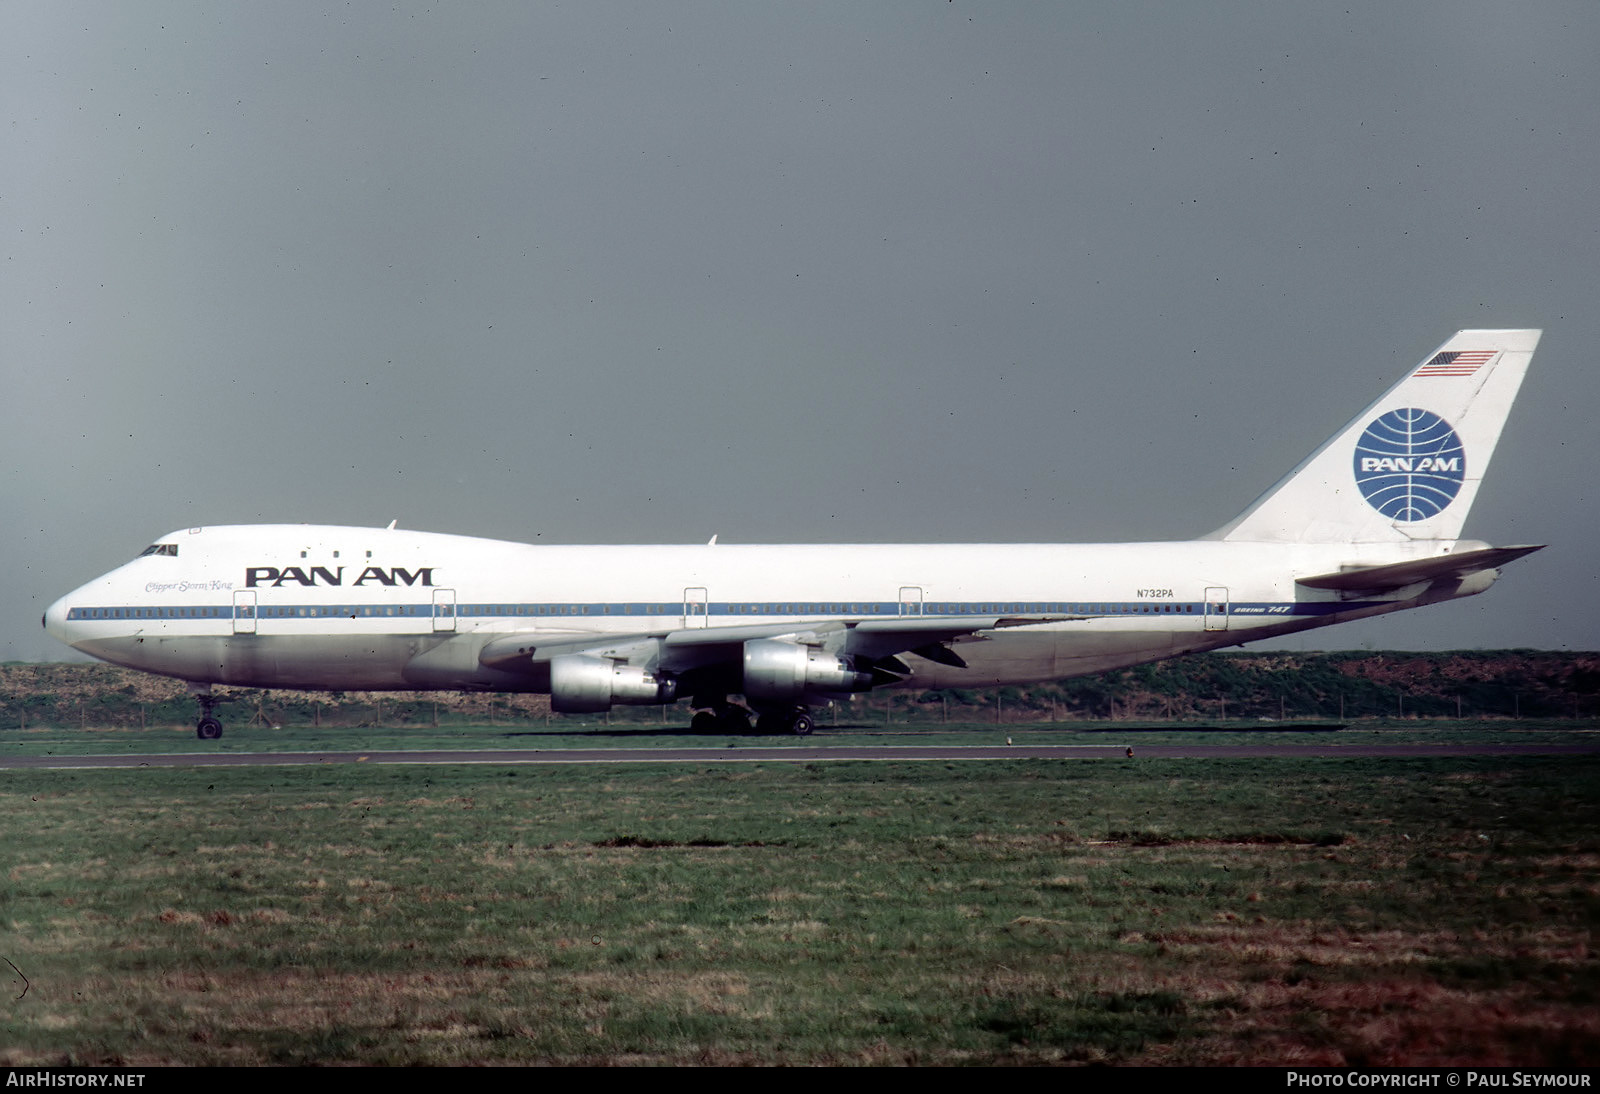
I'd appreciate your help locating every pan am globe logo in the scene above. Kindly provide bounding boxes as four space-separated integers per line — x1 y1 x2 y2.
1352 408 1466 521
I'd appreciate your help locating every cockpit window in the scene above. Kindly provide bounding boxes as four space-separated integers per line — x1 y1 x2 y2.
139 544 178 557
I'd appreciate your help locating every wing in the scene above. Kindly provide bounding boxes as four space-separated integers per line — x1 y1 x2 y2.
478 613 1080 675
476 613 1081 710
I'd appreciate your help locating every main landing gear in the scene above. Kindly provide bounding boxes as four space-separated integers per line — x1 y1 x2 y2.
192 690 225 740
690 702 751 734
758 708 814 736
689 699 814 736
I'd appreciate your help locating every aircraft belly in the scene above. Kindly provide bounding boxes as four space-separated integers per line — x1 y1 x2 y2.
219 635 434 690
73 634 436 690
903 627 1180 687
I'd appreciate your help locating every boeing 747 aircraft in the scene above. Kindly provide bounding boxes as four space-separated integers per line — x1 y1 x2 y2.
45 330 1543 738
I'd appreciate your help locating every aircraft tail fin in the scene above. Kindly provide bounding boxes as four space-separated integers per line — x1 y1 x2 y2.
1208 329 1540 543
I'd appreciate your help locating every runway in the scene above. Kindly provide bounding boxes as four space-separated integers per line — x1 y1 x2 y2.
3 741 1596 770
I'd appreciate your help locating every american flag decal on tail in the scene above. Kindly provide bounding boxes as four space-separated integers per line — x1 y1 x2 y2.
1415 349 1496 377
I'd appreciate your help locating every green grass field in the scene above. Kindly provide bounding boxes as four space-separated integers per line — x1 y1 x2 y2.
3 716 1596 757
2 734 1597 1064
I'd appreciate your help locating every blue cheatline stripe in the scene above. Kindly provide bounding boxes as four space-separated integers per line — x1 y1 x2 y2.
64 600 1385 623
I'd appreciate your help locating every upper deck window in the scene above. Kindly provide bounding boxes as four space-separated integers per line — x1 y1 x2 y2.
138 544 178 557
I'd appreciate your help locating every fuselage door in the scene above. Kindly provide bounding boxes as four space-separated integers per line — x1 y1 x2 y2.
432 588 457 633
898 586 925 616
1204 587 1229 632
233 590 257 635
684 587 709 629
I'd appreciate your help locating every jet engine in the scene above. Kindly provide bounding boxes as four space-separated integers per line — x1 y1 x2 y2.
550 654 677 713
742 638 873 704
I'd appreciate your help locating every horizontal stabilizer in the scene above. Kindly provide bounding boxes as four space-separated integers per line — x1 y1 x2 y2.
1295 545 1544 592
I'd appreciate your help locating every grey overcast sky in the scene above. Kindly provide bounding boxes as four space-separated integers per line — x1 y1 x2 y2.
5 2 1598 661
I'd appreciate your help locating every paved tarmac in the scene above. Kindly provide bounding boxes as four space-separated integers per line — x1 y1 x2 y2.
2 741 1596 770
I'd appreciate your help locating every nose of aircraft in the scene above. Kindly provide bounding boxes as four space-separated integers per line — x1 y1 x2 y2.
43 592 78 648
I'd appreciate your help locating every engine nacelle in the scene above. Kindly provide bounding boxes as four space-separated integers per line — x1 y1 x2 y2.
742 638 872 704
550 654 677 713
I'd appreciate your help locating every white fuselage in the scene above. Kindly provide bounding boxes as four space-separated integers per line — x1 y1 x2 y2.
43 523 1491 694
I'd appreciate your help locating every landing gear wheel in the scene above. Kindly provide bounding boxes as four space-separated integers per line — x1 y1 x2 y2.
789 711 814 736
690 710 719 733
192 691 226 741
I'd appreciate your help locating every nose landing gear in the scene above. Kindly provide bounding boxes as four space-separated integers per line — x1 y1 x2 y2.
191 689 225 740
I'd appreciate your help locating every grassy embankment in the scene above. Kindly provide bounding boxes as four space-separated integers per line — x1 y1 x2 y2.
3 752 1597 1065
